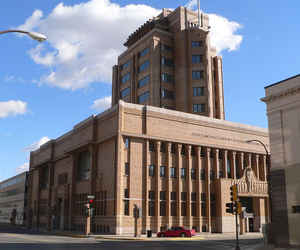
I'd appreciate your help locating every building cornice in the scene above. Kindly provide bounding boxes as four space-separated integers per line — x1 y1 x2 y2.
261 86 300 103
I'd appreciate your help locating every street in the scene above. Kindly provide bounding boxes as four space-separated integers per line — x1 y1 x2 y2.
0 226 264 250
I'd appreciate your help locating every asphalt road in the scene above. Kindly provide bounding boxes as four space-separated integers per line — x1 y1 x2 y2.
0 226 264 250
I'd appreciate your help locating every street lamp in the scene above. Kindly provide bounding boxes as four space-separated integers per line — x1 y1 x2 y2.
246 139 272 223
0 29 47 42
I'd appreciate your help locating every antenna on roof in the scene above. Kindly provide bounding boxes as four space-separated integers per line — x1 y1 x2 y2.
197 0 201 27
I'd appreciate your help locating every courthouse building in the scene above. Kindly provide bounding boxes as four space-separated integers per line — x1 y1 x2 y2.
27 6 270 234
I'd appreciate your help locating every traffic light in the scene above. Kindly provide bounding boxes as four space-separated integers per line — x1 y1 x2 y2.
230 185 238 202
226 202 234 214
88 199 94 208
236 201 242 215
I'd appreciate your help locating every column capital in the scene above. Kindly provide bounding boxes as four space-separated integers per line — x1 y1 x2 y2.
206 147 211 153
166 142 172 152
176 143 182 151
232 151 237 156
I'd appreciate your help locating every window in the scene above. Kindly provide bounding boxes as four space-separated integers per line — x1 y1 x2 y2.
193 104 206 113
161 73 174 83
148 190 155 216
139 47 150 57
58 173 68 185
181 192 187 201
170 167 176 178
124 189 129 199
149 190 155 200
137 91 150 104
192 70 204 80
219 170 223 178
138 75 150 88
77 151 91 181
191 146 196 156
210 170 214 181
191 203 197 216
191 168 196 180
201 147 206 157
210 194 216 217
95 191 107 216
120 87 130 98
201 193 206 202
161 57 174 67
160 142 166 152
292 206 300 213
192 41 203 47
160 191 166 216
171 143 176 154
181 168 186 179
200 169 206 180
40 167 49 189
181 145 186 155
191 192 197 202
227 158 232 178
181 202 187 216
124 137 129 149
171 191 177 201
138 60 150 73
160 166 166 177
192 55 203 64
124 200 129 215
121 60 130 70
236 157 240 179
193 87 204 96
125 163 129 176
201 202 206 216
121 72 130 84
171 201 177 216
149 141 155 152
149 165 155 177
161 89 174 99
161 44 173 51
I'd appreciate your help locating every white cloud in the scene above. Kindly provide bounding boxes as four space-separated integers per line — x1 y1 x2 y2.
18 0 160 90
16 162 29 174
24 136 51 152
185 0 243 54
91 96 111 111
0 100 27 118
16 136 50 174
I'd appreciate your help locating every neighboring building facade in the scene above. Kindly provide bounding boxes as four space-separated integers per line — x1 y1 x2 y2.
262 74 300 247
0 172 28 225
27 101 270 234
112 7 225 119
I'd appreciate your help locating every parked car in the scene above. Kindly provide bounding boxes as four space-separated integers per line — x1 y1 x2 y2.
157 226 196 237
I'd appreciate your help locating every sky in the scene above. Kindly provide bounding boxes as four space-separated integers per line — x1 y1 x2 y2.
1 0 300 181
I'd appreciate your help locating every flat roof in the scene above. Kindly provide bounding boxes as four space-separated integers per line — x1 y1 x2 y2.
265 73 300 89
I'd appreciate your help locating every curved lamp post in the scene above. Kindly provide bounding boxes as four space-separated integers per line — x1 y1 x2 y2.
246 139 272 223
0 30 47 42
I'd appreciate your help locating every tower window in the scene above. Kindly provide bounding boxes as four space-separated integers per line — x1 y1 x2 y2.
192 70 204 80
192 41 203 47
161 57 174 67
161 89 174 99
138 60 150 73
161 73 174 83
120 60 131 70
138 75 150 88
161 44 173 51
192 55 203 64
193 87 204 96
193 104 206 113
138 91 150 104
121 72 130 84
120 87 130 99
139 47 150 57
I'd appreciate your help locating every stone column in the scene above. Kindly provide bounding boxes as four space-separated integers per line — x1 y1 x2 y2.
196 146 202 232
262 155 267 182
186 145 192 229
166 143 172 228
239 152 244 178
205 147 211 232
155 141 161 232
255 154 260 180
176 144 182 226
214 149 219 179
223 150 228 178
247 153 252 169
232 152 237 179
143 140 150 233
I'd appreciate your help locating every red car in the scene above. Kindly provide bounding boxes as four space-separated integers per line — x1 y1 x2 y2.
157 226 196 237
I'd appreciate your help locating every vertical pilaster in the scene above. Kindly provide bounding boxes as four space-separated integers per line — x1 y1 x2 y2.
262 155 267 182
255 154 260 180
155 141 161 232
186 145 192 229
69 154 76 230
166 143 172 228
214 149 219 179
240 152 244 178
205 147 211 232
223 150 228 178
176 143 182 226
196 146 202 231
232 152 237 179
143 140 150 233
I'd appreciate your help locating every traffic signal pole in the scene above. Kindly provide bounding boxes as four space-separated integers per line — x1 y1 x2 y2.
235 200 240 250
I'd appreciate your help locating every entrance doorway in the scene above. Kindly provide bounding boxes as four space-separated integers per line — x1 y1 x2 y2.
248 218 254 232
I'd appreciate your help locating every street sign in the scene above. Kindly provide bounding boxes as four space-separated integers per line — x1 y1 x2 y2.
87 195 95 199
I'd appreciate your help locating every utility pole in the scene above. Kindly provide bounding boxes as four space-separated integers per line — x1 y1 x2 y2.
85 195 95 236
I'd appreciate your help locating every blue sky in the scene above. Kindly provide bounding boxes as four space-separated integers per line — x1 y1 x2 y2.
1 0 300 181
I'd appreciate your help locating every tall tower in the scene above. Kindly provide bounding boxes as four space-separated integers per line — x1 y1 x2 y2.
112 6 225 119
